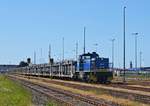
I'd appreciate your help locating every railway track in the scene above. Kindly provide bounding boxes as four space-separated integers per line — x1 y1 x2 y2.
15 74 150 92
107 83 150 92
39 78 150 104
8 75 120 106
13 74 150 105
113 78 150 86
128 81 150 86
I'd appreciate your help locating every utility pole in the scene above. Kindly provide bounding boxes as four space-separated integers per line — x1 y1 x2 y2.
40 48 42 57
132 32 138 70
62 37 64 61
48 44 52 76
40 48 43 64
83 27 86 54
49 44 51 64
140 51 142 69
123 6 126 83
76 42 78 61
34 51 36 64
111 39 115 70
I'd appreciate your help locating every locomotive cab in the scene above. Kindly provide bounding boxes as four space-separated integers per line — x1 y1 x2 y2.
76 52 113 83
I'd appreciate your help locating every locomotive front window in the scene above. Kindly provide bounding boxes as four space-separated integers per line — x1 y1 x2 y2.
84 56 90 59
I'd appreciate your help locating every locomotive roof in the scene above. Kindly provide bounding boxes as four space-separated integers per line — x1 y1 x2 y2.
80 52 99 58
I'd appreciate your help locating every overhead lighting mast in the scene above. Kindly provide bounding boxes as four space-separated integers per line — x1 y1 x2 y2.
83 27 86 54
111 38 115 70
140 51 142 69
49 44 51 64
76 42 78 60
123 6 126 83
34 51 36 64
62 37 64 61
132 32 139 70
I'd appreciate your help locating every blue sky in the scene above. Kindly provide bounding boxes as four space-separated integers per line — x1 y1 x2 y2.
0 0 149 68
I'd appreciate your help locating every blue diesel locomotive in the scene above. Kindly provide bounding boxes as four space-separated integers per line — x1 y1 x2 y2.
75 52 113 83
13 52 113 83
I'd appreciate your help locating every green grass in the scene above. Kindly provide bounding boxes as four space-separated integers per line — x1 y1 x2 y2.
0 75 32 106
46 101 58 106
